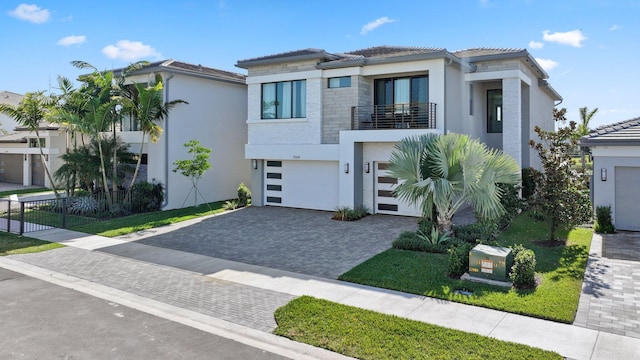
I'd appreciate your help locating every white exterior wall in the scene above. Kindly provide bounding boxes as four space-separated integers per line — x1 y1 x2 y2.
246 70 323 145
144 72 249 210
0 130 63 187
590 146 640 228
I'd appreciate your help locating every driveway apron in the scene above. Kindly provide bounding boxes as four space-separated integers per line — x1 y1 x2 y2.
135 207 418 279
575 232 640 338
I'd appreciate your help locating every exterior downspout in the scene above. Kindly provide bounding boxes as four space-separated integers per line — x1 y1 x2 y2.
162 72 175 208
443 57 453 134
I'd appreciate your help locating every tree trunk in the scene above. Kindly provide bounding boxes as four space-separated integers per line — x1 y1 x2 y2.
129 134 146 188
34 128 60 198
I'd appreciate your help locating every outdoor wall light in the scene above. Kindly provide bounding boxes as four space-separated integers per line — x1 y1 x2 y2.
24 154 27 161
364 162 370 173
344 162 349 174
601 168 607 181
251 159 258 169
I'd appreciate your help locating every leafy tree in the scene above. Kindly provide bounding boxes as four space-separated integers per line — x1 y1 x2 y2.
121 79 187 188
388 133 520 234
529 109 591 241
0 91 60 196
172 139 212 207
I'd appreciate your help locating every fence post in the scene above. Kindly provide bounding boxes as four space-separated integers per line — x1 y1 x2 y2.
7 199 11 233
61 197 67 229
19 201 25 235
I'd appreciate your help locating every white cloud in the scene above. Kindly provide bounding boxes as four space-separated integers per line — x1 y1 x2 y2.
360 17 395 35
542 29 587 47
609 24 621 31
8 3 50 24
102 40 162 61
57 35 86 47
529 41 544 49
535 58 559 71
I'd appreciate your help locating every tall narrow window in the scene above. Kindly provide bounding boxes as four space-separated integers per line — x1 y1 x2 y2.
487 89 503 133
261 80 306 119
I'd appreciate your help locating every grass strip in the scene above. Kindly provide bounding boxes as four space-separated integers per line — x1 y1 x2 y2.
0 232 64 255
71 201 227 237
274 296 561 360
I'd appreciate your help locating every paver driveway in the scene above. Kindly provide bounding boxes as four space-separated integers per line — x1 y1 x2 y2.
136 206 419 279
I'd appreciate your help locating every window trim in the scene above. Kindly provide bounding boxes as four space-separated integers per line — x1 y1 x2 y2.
328 76 351 88
487 89 503 134
261 80 306 120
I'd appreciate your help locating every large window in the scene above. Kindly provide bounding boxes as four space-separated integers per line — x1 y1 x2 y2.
374 76 428 106
487 89 503 133
29 138 45 148
328 76 351 88
262 80 306 119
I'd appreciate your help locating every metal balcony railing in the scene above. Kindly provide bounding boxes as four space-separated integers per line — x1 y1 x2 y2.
351 102 437 130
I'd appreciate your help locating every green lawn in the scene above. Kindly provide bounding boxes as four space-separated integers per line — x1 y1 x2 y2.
71 201 228 237
274 296 561 360
0 188 49 198
339 211 592 323
0 232 64 255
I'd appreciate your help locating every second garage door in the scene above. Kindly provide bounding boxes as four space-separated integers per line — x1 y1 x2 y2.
615 166 640 231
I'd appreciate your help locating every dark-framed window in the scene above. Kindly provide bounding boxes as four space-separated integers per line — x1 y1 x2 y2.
262 80 306 119
374 76 428 105
487 89 503 133
29 138 45 148
328 76 351 88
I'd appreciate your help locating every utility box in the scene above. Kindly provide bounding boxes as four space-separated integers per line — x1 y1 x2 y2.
468 244 513 282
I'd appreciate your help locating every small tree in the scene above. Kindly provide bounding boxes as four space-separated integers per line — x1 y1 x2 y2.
172 139 212 207
529 109 591 241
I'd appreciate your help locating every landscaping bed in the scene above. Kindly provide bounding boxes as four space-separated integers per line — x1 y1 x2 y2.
339 211 592 323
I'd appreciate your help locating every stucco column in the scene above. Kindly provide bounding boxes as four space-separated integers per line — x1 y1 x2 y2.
502 77 522 168
23 154 31 186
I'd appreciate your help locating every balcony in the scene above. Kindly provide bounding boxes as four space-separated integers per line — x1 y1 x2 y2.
351 102 437 130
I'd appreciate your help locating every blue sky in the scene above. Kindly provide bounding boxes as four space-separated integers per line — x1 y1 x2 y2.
1 0 638 129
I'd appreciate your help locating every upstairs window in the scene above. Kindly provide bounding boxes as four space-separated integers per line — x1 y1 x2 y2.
328 76 351 88
374 76 428 106
29 138 45 148
262 80 306 119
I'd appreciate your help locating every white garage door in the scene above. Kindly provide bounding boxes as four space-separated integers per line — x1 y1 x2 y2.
615 166 640 231
264 160 338 211
375 162 421 217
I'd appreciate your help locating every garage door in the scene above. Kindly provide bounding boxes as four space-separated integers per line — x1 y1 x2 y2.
0 154 24 184
375 162 421 217
615 166 640 231
264 160 338 211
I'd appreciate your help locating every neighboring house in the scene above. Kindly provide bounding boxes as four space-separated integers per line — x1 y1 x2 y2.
0 91 23 134
580 118 640 231
0 123 64 187
112 60 249 210
236 46 561 216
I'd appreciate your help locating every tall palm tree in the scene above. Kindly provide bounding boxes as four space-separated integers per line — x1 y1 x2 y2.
0 91 60 197
121 79 187 188
388 133 520 233
578 106 598 137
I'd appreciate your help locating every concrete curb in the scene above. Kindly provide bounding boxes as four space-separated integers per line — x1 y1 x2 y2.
0 257 354 360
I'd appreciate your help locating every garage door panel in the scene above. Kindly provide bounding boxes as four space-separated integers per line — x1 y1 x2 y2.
615 166 640 231
0 154 24 184
375 162 421 217
264 160 338 211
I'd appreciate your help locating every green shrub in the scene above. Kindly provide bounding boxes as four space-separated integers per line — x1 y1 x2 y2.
418 217 435 234
130 181 164 213
447 243 473 277
594 205 615 234
510 248 536 289
496 183 525 229
417 226 452 245
332 205 369 221
521 167 539 200
453 221 497 244
237 183 251 207
393 231 460 254
223 199 240 210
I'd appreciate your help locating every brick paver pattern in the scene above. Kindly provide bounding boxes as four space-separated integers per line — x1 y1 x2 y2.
9 247 296 332
574 233 640 338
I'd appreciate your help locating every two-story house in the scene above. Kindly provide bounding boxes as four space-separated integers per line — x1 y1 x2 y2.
237 46 561 216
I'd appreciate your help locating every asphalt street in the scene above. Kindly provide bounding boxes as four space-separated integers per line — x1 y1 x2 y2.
0 268 289 360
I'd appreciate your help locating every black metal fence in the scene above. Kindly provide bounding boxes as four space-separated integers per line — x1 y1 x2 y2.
0 188 163 235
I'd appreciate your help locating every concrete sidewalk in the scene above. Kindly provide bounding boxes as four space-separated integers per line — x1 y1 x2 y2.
2 223 640 359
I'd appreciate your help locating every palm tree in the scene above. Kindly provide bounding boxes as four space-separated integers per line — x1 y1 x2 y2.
122 79 187 188
0 91 60 197
577 106 598 137
388 133 520 233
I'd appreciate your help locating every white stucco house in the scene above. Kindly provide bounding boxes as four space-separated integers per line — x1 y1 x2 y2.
112 60 250 209
0 123 64 187
236 46 562 216
580 118 640 231
0 91 23 133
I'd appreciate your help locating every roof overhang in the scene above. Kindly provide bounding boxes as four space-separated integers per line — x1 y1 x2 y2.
316 50 456 69
236 51 338 69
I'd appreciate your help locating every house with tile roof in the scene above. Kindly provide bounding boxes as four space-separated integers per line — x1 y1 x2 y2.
581 118 640 231
110 60 250 209
236 46 562 216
